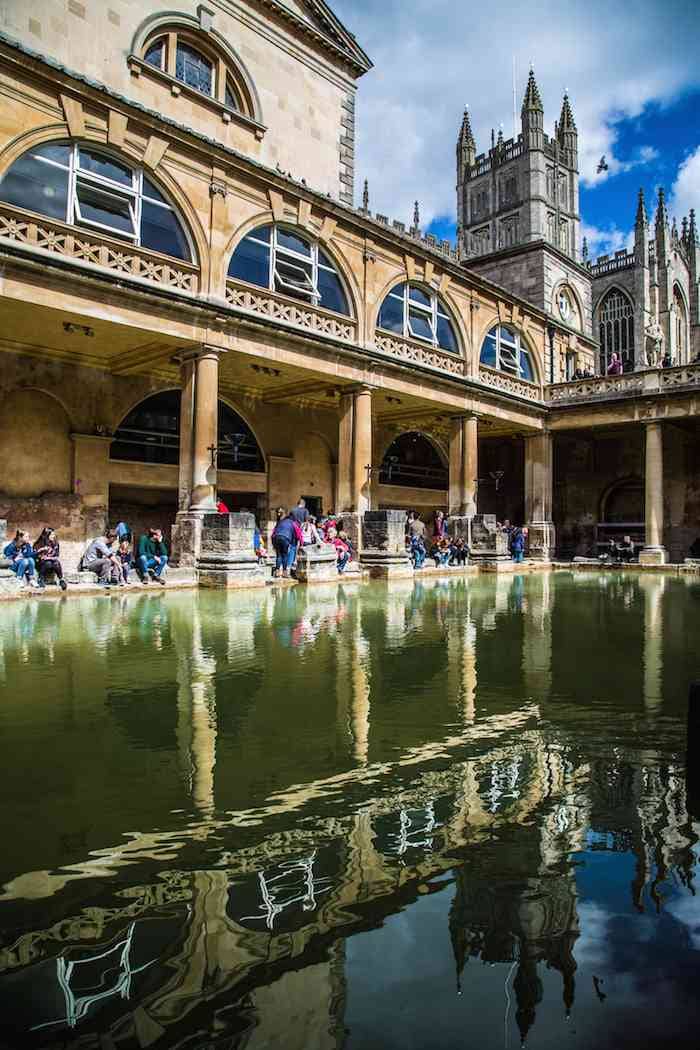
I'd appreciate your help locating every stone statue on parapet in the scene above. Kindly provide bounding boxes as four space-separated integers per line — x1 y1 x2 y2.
645 319 665 368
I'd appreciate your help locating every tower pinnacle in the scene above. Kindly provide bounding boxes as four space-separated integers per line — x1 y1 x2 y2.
635 187 648 228
558 93 576 134
458 107 476 151
521 67 543 114
656 187 668 230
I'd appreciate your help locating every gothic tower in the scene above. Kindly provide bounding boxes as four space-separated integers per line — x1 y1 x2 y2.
458 71 592 340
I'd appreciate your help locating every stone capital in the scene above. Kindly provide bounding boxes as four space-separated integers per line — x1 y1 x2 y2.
175 343 227 365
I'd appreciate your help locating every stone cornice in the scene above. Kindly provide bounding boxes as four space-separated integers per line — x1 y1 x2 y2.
251 0 373 75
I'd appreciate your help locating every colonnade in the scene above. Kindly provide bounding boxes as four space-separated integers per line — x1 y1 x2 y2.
171 345 563 562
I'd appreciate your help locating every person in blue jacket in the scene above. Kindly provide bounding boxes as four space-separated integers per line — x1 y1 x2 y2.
3 530 37 586
511 526 526 563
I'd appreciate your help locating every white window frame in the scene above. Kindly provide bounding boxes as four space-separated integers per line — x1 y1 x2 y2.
483 325 534 381
379 283 458 353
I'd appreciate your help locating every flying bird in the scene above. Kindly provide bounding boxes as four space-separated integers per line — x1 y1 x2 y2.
597 155 609 174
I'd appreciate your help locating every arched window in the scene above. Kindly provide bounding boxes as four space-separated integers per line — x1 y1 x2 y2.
674 286 688 364
377 283 459 353
110 391 264 470
228 225 350 315
379 432 448 490
598 290 634 373
139 28 253 116
0 143 191 260
480 325 534 381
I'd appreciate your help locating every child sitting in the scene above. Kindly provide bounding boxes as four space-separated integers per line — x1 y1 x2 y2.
449 537 469 566
117 539 133 584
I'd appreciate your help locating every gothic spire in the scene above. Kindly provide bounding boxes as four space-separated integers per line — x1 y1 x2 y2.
655 187 668 230
521 67 543 114
690 208 698 244
362 178 369 212
412 200 420 231
558 93 576 134
458 106 476 150
671 215 679 243
635 187 648 228
582 236 589 262
682 215 689 244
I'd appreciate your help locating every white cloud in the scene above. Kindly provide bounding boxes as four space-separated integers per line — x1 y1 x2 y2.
331 0 700 229
582 222 634 259
668 144 700 222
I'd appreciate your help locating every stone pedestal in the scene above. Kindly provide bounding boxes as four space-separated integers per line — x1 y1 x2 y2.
197 512 265 588
639 546 668 566
296 543 338 583
467 515 509 561
172 512 204 568
360 510 413 578
526 522 556 561
338 511 362 555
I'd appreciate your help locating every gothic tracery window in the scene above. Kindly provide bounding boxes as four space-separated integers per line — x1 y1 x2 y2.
673 285 688 364
598 289 634 373
480 325 535 381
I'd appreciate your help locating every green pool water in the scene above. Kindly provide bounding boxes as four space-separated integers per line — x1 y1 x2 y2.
0 571 699 1049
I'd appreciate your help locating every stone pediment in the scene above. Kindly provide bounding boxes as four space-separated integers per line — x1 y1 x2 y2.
257 0 372 75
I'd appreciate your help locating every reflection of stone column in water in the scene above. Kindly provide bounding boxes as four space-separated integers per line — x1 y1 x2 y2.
175 601 218 814
522 571 552 699
447 593 476 725
641 575 665 714
335 598 371 765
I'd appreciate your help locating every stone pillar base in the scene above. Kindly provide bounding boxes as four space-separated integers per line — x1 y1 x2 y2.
480 559 516 573
639 546 668 566
172 511 204 567
360 510 413 578
296 544 339 583
526 521 556 562
197 512 265 589
337 511 362 554
464 514 510 561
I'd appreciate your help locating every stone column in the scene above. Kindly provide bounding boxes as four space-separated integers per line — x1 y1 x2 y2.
524 431 556 561
352 385 373 514
190 348 221 511
177 356 196 513
336 392 354 513
448 414 478 515
640 421 667 564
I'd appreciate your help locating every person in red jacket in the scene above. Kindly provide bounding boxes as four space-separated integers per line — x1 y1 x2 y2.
331 530 351 574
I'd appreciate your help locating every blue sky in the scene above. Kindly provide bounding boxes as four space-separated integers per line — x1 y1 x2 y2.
330 0 700 260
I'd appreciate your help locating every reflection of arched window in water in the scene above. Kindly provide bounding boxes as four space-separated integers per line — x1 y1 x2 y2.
379 432 448 490
110 390 264 470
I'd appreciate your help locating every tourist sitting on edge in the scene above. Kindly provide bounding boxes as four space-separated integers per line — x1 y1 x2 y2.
511 526 526 563
253 522 267 564
302 515 323 545
322 512 339 539
409 511 426 543
616 534 635 562
3 530 37 587
271 510 297 578
81 529 119 586
431 536 451 567
137 528 168 585
607 352 623 376
409 532 426 570
598 538 617 563
331 530 351 574
117 538 133 584
34 527 68 591
450 537 469 566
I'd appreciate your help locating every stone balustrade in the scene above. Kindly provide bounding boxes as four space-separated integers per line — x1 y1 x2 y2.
0 202 200 293
374 332 467 377
547 364 700 405
477 365 542 401
225 280 356 343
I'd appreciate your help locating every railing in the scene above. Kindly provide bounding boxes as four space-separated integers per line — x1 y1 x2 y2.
477 365 542 401
378 462 448 490
547 372 644 403
374 332 466 377
659 363 700 389
225 279 356 343
0 202 199 293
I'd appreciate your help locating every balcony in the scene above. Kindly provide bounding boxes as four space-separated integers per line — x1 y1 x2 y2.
0 202 200 294
547 364 700 406
373 331 467 378
477 365 543 402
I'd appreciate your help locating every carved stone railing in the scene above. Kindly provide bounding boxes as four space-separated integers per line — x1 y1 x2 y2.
477 365 542 401
547 372 644 404
0 203 199 293
374 332 466 377
659 363 700 389
225 280 356 343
